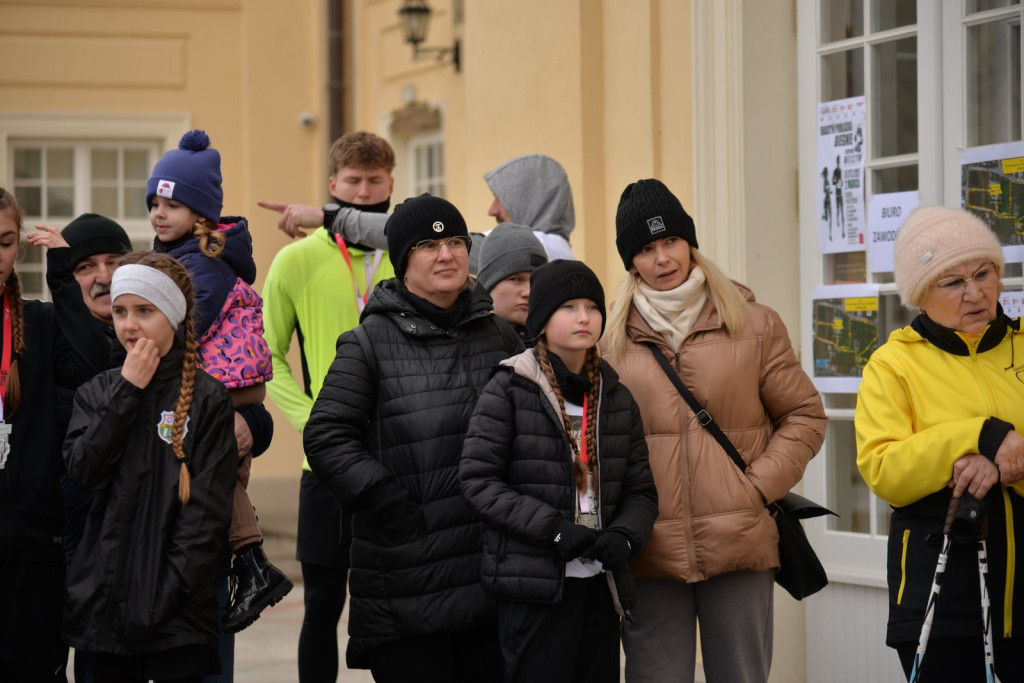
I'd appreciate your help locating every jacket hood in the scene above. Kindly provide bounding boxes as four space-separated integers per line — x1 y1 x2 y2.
163 216 257 284
484 154 575 240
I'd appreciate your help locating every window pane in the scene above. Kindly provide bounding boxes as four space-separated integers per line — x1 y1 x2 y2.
966 0 1020 12
47 186 74 217
92 149 118 181
872 0 915 31
124 187 149 219
821 0 864 43
47 149 74 180
824 251 866 284
826 419 870 533
125 150 150 180
966 19 1022 147
821 47 864 101
92 187 118 216
880 293 915 338
18 245 41 266
15 186 41 216
872 37 917 157
18 271 42 295
872 165 918 193
14 149 41 180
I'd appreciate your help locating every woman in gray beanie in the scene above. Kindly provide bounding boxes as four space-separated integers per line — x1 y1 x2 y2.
602 179 826 683
855 206 1024 681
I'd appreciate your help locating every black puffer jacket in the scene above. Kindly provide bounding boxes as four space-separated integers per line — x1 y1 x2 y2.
304 279 523 667
460 349 657 603
0 299 98 564
63 346 238 655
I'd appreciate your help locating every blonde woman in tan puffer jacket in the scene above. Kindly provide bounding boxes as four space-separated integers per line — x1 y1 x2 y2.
601 179 826 683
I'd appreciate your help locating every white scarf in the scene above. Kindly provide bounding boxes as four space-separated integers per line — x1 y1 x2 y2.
632 266 708 352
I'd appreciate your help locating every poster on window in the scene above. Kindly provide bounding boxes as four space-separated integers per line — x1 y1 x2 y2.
817 96 866 254
868 191 919 274
811 284 879 393
1000 291 1024 319
961 142 1024 263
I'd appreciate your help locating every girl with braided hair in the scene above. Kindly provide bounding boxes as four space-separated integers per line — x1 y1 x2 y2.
0 187 107 681
63 251 238 682
460 259 658 683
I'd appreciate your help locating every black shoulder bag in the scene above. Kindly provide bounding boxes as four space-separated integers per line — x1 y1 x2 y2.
645 342 835 600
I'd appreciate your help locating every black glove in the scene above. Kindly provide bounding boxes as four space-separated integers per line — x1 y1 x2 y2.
358 481 424 543
553 519 598 561
583 529 632 570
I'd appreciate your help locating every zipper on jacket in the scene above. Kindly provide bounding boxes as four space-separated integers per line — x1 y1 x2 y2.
897 528 910 605
1002 488 1015 637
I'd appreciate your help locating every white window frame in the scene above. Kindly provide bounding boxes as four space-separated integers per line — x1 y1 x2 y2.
797 0 946 585
0 112 189 299
408 132 445 197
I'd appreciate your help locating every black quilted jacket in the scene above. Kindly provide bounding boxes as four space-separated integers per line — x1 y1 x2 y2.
460 349 658 604
304 279 522 667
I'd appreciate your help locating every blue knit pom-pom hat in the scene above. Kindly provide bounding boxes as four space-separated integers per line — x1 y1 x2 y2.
146 130 223 223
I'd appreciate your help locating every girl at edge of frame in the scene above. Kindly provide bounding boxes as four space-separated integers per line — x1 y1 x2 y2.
0 187 104 681
63 251 238 683
460 258 658 683
601 179 827 683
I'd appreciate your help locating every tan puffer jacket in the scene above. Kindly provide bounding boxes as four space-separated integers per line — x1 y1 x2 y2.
601 286 826 582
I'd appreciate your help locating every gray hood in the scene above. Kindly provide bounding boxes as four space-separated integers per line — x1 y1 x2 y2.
483 154 575 240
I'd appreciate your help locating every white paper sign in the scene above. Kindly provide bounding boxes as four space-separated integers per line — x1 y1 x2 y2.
868 191 919 274
817 96 866 254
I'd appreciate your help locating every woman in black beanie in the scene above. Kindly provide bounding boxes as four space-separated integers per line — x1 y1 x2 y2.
461 259 657 683
602 179 826 683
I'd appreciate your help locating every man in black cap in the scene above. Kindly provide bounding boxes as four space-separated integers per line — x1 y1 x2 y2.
305 194 523 682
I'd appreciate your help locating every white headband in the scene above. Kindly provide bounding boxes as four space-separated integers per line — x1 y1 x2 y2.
111 264 187 329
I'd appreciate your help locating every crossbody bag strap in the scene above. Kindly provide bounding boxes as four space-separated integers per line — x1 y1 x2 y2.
645 342 747 473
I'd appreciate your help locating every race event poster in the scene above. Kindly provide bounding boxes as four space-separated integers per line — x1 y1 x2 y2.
817 96 866 255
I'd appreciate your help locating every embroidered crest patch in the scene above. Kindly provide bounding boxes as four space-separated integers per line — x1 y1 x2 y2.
157 410 189 445
647 215 666 234
432 221 445 233
156 180 175 199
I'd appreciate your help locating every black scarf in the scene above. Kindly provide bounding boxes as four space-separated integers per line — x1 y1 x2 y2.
548 351 592 405
398 282 471 331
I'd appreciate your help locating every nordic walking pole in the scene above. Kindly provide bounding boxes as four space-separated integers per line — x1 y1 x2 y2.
909 495 961 683
977 539 1001 683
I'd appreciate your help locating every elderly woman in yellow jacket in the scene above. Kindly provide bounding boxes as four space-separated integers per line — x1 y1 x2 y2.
601 179 826 683
855 206 1024 682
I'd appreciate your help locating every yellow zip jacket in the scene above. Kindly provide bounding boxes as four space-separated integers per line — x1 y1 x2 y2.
856 314 1024 643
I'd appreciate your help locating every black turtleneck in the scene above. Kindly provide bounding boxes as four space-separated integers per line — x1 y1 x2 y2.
548 351 592 404
152 233 191 254
398 281 471 331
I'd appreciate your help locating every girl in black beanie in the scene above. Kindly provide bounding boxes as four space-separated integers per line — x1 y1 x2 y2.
460 259 658 683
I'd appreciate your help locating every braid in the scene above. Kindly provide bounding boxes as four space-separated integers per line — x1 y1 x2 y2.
584 347 600 466
115 250 197 505
536 338 588 492
3 272 24 417
171 311 198 504
193 218 225 259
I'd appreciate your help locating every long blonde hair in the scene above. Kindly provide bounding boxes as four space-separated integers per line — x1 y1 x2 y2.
603 246 749 359
116 251 199 505
0 188 27 417
535 338 601 493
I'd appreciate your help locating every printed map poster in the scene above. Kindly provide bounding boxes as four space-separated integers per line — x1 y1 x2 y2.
812 284 880 393
868 191 919 274
818 96 866 254
961 141 1024 262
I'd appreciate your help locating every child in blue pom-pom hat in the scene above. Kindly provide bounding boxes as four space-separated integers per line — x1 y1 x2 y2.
146 130 292 636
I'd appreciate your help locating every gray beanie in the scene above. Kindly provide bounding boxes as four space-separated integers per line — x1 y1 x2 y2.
476 224 548 291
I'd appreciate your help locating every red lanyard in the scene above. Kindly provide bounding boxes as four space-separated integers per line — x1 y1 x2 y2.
579 394 589 466
0 288 12 412
334 235 383 313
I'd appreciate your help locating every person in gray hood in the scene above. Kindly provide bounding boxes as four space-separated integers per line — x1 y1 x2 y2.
274 153 577 274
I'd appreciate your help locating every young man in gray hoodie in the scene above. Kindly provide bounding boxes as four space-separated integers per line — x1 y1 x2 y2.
265 153 577 273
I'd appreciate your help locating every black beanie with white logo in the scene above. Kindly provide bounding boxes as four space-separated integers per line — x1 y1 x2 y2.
385 194 470 280
615 178 698 269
